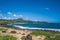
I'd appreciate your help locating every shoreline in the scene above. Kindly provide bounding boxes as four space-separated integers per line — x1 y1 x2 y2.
0 25 60 40
7 23 60 32
8 24 60 32
4 25 60 32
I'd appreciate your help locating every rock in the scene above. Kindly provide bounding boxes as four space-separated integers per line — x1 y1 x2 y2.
25 34 32 40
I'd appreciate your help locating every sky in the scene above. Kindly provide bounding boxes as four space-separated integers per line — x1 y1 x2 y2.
0 0 60 23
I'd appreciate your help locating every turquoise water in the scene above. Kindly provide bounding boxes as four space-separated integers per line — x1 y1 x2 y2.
8 23 60 31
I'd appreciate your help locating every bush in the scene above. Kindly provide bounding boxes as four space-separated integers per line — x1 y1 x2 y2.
10 31 17 33
22 33 25 35
30 31 54 37
21 36 25 40
45 35 60 40
0 27 8 31
0 35 17 40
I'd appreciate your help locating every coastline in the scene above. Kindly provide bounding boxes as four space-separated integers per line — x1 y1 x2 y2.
1 24 60 40
19 26 60 32
4 25 60 32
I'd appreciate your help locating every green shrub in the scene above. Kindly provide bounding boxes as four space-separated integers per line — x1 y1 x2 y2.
21 36 25 40
0 27 8 31
45 35 60 40
22 33 25 35
30 31 54 37
0 35 17 40
10 31 17 33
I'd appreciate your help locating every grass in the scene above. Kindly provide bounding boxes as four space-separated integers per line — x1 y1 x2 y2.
0 35 17 40
30 31 60 40
0 27 8 31
21 36 25 40
45 35 60 40
0 27 17 40
30 31 54 37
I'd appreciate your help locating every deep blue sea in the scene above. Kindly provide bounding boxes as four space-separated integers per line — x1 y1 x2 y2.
7 23 60 31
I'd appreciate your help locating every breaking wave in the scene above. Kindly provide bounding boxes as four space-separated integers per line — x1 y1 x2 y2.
13 25 60 32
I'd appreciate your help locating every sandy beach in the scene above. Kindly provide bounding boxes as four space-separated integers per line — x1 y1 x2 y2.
0 27 46 40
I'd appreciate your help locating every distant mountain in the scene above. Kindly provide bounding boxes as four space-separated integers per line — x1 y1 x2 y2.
0 18 48 24
12 18 48 24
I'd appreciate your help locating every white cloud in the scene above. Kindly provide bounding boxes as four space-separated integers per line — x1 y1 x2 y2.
13 14 23 18
8 12 12 15
19 15 23 17
45 8 49 10
3 17 7 19
34 20 38 21
8 17 11 19
13 14 17 17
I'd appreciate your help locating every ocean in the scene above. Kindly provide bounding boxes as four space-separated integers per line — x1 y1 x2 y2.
7 23 60 31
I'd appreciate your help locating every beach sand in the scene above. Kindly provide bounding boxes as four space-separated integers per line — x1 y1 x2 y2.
0 27 46 40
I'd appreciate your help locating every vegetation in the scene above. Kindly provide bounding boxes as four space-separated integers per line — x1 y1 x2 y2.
0 19 60 40
0 27 8 31
22 33 25 35
30 31 54 37
0 35 17 40
30 31 60 40
10 31 17 33
21 36 25 40
0 18 48 24
45 35 60 40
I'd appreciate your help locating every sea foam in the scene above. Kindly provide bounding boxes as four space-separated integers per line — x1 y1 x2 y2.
14 25 60 32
